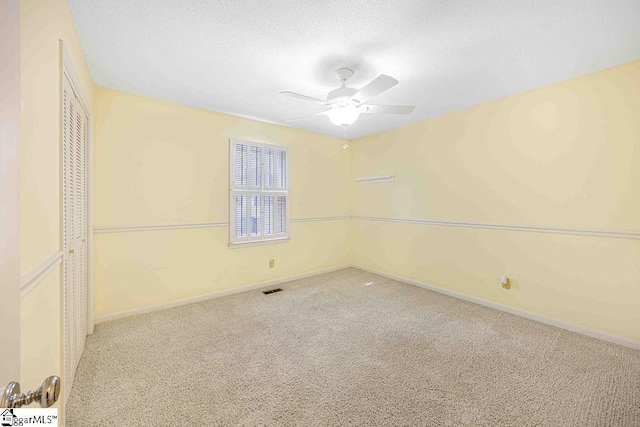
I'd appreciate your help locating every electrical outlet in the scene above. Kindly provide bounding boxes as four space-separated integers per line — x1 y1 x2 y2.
500 275 510 289
269 259 274 268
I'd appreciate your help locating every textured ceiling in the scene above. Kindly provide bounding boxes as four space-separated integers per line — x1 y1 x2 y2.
68 0 640 139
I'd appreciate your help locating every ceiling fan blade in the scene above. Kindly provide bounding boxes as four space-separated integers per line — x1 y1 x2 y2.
361 104 415 114
284 110 328 122
349 75 398 104
279 91 330 106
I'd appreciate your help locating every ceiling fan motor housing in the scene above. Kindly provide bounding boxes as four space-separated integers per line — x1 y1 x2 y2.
327 68 358 105
327 86 358 105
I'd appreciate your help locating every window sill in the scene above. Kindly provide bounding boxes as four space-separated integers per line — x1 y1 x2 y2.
228 237 290 249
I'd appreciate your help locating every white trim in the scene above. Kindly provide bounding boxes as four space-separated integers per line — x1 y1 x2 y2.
94 264 350 324
94 222 228 234
92 217 637 241
87 91 95 335
20 251 63 298
355 175 394 184
93 216 350 234
62 44 91 117
353 215 640 240
291 215 351 223
94 263 640 350
353 264 640 351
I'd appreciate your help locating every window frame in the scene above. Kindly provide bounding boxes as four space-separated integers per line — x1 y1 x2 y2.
229 139 290 247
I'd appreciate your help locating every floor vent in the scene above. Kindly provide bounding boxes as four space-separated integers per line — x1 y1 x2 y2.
263 288 283 295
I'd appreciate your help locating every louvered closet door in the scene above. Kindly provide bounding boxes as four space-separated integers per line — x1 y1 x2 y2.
62 75 88 399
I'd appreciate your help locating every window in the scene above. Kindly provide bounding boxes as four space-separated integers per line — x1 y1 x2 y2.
230 139 289 245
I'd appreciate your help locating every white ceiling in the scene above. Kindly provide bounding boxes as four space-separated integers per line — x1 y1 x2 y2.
68 0 640 139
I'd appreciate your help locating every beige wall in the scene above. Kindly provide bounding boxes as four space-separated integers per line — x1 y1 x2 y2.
19 0 94 419
20 268 61 401
20 0 94 274
92 88 352 318
351 60 640 342
94 63 640 343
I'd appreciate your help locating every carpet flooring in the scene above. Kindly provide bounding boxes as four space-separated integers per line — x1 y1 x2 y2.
66 268 640 426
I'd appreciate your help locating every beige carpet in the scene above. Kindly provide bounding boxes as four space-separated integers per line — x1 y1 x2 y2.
67 268 640 426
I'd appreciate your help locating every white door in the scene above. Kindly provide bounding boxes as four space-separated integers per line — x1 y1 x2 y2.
0 0 21 388
62 73 89 400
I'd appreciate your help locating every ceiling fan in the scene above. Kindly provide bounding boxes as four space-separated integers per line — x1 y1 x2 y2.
280 68 415 127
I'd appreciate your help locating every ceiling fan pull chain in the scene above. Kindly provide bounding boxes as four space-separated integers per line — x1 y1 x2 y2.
342 125 349 149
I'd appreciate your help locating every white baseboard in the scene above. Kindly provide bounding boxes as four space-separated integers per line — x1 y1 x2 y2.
94 264 351 324
95 263 640 351
353 264 640 351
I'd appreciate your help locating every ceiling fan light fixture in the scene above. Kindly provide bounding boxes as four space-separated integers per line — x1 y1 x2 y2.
326 106 361 126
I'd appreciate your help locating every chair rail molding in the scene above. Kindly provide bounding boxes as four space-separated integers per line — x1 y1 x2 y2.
352 216 640 240
94 222 228 234
20 251 63 298
94 216 351 234
355 175 394 184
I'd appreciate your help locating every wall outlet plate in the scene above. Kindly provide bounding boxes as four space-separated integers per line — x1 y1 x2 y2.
501 275 511 289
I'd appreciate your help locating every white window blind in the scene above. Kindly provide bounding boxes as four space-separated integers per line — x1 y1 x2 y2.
230 139 289 245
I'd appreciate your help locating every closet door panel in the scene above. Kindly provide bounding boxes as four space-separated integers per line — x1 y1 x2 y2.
62 75 89 398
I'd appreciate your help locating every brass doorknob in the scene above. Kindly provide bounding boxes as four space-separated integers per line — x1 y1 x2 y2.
0 376 60 408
